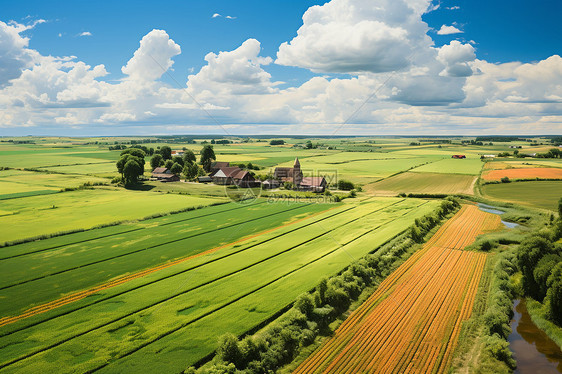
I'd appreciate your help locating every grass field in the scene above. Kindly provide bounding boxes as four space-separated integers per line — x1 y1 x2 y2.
410 157 484 175
0 188 223 244
295 205 504 374
0 197 440 374
365 172 476 196
481 181 562 211
481 167 562 181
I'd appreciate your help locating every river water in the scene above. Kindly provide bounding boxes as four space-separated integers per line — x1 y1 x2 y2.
508 299 562 373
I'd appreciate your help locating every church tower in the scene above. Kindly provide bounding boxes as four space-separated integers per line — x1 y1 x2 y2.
293 157 303 186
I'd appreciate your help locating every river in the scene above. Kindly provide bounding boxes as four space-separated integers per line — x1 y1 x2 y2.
508 299 562 373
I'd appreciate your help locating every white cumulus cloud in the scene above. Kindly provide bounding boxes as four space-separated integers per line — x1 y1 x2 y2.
436 25 463 35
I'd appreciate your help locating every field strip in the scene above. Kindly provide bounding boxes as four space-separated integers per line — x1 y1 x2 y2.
0 202 315 291
85 201 430 373
0 200 392 335
0 200 420 370
0 200 257 260
0 204 357 339
294 205 501 374
0 204 345 329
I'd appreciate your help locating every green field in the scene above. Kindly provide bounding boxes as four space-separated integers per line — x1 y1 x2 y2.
482 181 562 211
0 197 439 373
409 157 484 175
0 188 224 244
366 172 476 195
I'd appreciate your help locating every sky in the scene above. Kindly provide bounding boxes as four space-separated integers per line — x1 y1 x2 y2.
1 0 561 136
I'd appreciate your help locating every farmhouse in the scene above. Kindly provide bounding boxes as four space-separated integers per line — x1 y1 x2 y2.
171 150 184 156
274 158 303 185
262 179 281 189
151 167 180 182
299 177 327 192
211 166 257 187
451 154 466 159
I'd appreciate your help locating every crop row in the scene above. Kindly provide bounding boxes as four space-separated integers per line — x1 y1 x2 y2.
295 205 501 373
0 199 438 373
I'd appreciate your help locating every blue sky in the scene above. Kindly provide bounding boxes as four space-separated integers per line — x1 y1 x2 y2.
1 0 561 135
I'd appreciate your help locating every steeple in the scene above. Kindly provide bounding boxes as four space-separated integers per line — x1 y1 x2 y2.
294 157 301 169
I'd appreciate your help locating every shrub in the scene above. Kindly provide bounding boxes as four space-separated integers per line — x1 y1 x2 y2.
337 180 355 191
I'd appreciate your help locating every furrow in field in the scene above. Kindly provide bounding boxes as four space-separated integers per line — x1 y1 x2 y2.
0 199 431 373
293 204 501 374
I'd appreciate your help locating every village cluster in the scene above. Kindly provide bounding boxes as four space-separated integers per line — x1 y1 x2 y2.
151 155 328 192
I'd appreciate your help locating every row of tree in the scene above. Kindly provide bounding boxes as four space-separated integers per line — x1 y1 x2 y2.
517 199 562 325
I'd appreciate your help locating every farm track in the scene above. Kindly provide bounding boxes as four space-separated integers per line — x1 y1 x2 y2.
0 201 313 290
294 205 502 374
0 199 425 372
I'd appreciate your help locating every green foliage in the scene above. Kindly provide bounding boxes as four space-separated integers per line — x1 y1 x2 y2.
533 254 562 300
170 162 183 175
483 334 516 369
183 162 203 181
150 154 163 170
517 235 557 300
270 140 285 145
172 156 184 167
337 179 355 191
116 151 145 186
183 149 196 164
500 176 511 183
200 145 216 172
164 159 174 169
546 262 562 324
159 145 172 160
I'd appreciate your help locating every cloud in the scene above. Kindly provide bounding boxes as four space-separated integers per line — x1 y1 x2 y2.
186 38 276 97
121 29 181 81
79 31 92 37
447 6 460 10
276 0 435 74
212 13 236 19
436 25 463 35
0 20 41 87
437 40 475 77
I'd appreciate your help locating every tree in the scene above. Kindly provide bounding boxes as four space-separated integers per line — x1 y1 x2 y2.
200 145 216 172
120 148 145 170
533 254 562 301
305 140 313 149
159 145 172 160
122 159 143 186
116 153 144 183
183 149 196 164
546 262 562 325
517 235 555 299
270 139 285 145
559 197 562 218
170 162 182 175
150 154 163 170
216 334 242 368
172 155 184 167
164 159 174 169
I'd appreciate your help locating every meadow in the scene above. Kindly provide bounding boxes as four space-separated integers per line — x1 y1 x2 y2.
482 181 562 211
0 188 223 244
366 171 476 195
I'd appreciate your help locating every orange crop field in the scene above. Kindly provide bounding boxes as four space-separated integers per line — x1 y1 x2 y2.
294 205 503 374
482 167 562 181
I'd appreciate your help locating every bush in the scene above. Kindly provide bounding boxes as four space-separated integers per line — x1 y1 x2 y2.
484 334 516 369
337 180 355 191
501 176 511 183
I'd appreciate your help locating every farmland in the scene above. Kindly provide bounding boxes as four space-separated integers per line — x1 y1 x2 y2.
482 180 562 211
0 135 560 373
366 172 476 196
481 167 562 181
0 197 439 373
294 205 504 374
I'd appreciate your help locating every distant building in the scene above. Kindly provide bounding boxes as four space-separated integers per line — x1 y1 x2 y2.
211 166 257 187
171 150 185 156
482 154 497 158
299 177 327 192
451 155 466 159
262 179 281 189
274 158 303 185
197 176 212 183
210 162 230 174
509 145 522 149
151 167 180 182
